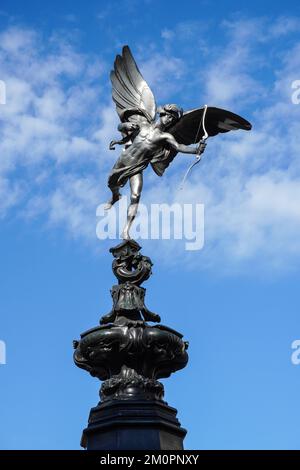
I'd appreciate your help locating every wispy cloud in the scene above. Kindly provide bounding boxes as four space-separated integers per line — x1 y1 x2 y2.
0 26 112 236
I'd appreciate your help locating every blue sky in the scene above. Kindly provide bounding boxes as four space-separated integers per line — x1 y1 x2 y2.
1 0 300 450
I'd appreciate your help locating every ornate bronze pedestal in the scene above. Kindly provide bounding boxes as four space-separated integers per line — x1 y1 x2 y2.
73 240 189 450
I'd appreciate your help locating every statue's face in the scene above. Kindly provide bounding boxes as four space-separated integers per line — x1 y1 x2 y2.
159 112 177 129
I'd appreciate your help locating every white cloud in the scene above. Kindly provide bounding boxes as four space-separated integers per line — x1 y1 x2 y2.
0 26 111 236
0 27 36 53
0 176 23 216
202 21 265 107
140 53 185 102
47 175 101 240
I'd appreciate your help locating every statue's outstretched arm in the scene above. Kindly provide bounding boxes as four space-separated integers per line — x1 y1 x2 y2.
164 134 206 155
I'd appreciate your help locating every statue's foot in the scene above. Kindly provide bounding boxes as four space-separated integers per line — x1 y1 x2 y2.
104 193 122 210
121 229 131 240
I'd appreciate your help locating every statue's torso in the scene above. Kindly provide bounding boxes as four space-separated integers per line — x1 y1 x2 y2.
124 124 165 159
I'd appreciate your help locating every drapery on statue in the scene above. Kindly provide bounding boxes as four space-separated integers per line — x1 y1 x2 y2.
105 46 252 240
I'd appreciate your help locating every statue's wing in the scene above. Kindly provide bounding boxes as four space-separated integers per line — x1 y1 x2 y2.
151 106 252 176
111 46 156 123
170 106 252 144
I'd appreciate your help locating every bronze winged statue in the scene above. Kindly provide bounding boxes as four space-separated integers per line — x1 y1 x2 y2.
105 46 252 240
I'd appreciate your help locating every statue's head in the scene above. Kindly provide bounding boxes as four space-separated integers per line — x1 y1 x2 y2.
158 104 183 129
